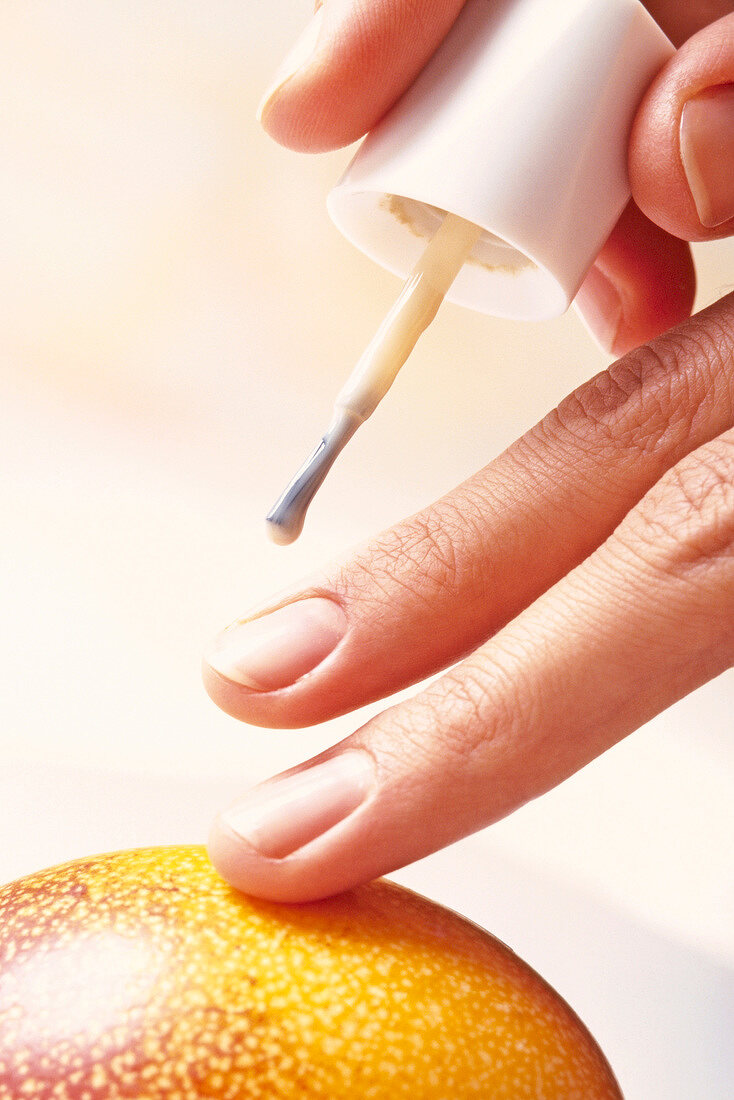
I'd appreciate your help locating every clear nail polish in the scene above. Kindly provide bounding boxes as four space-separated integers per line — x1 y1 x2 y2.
205 597 347 691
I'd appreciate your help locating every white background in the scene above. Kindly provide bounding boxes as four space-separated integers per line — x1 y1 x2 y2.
1 4 732 1096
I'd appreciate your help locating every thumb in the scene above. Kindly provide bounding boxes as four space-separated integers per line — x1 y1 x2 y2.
630 12 734 240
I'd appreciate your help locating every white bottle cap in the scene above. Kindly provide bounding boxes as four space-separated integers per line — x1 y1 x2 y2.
328 0 673 322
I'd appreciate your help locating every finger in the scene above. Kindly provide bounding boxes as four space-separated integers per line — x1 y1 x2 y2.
644 1 734 48
203 292 734 728
258 0 467 152
209 424 734 901
630 13 734 240
574 200 695 356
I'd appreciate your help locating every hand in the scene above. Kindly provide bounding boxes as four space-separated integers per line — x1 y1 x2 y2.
204 1 734 902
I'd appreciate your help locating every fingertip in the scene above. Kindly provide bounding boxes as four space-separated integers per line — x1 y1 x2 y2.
573 266 623 357
207 817 251 892
258 72 359 154
201 658 325 730
630 13 734 242
207 818 308 904
610 215 696 355
255 6 331 150
207 750 380 902
207 809 362 905
201 659 250 722
257 0 466 153
575 203 696 357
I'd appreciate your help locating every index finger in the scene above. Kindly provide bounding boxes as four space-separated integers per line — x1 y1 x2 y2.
259 0 467 152
204 293 734 730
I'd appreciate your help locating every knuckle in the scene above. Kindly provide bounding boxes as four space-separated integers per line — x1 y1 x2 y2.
627 434 734 582
433 663 492 736
422 644 539 765
542 309 734 465
332 493 490 612
552 351 660 451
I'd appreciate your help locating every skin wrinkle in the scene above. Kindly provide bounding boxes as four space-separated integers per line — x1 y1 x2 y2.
484 435 604 544
663 328 734 434
433 673 491 760
598 441 734 672
357 700 445 779
337 502 493 621
449 661 595 800
661 439 734 564
344 525 459 612
402 514 463 594
510 422 580 486
556 350 676 459
427 647 542 766
634 440 734 564
680 318 734 402
595 541 693 653
431 507 495 610
424 506 723 792
554 303 734 474
436 487 534 621
456 467 545 566
522 417 644 523
413 669 501 763
623 343 695 437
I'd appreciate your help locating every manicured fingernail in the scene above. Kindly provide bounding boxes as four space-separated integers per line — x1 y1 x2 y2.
680 84 734 229
206 597 347 691
257 6 326 124
220 752 375 859
574 264 623 354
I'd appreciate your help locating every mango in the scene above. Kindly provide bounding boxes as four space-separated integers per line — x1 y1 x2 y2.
0 845 621 1098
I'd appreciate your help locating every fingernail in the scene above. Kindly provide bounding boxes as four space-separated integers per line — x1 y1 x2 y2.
257 6 326 124
574 265 623 354
220 752 375 859
680 84 734 229
206 597 347 691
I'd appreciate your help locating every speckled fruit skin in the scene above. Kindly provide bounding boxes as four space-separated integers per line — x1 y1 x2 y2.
0 846 622 1099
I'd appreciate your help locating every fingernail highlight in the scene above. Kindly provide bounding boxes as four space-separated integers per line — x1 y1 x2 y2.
219 752 375 860
206 597 347 692
257 6 326 124
574 265 623 354
680 84 734 229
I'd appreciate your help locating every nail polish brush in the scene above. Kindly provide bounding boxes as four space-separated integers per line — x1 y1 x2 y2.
266 0 673 544
266 212 481 544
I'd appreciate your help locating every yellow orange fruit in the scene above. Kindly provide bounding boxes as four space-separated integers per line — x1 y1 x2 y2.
0 845 621 1098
